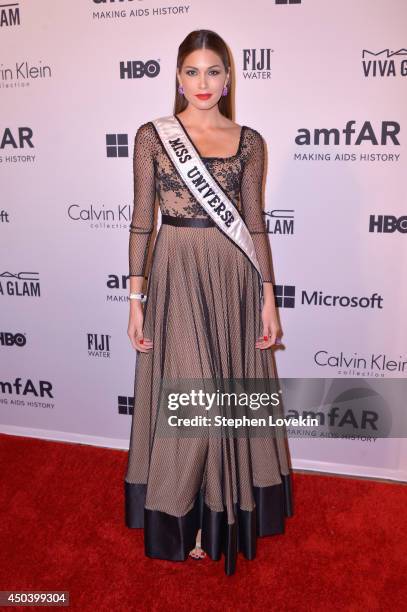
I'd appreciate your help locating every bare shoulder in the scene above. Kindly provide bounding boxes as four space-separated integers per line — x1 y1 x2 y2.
224 118 262 134
222 117 264 143
221 118 244 133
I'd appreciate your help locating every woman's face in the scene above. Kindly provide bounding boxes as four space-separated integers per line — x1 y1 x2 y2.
177 48 229 109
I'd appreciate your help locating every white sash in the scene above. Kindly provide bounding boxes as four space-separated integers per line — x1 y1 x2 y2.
152 115 264 301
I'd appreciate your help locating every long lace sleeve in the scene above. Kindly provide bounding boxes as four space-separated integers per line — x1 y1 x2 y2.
129 122 156 277
240 129 273 283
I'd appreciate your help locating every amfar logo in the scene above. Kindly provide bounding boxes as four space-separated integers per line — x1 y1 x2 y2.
275 0 301 4
273 285 384 309
120 60 160 79
87 333 111 357
106 274 134 302
0 272 41 297
264 210 294 235
294 121 401 146
369 215 407 233
314 351 407 376
92 1 190 20
0 332 26 347
0 2 20 27
0 61 52 86
1 127 34 149
106 133 128 157
290 406 379 433
362 48 407 77
242 49 273 79
0 377 54 397
118 395 134 416
284 381 393 438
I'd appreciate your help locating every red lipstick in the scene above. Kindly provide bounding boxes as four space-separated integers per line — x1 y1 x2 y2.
195 93 212 100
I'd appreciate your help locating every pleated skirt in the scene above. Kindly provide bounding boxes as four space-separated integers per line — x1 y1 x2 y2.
124 216 294 576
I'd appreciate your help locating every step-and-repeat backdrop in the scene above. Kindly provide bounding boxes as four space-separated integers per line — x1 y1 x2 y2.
2 0 406 481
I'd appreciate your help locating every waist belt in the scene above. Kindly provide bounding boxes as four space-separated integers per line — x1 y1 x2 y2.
161 213 216 228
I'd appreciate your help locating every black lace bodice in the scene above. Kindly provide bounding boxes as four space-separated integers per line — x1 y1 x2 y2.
129 119 273 282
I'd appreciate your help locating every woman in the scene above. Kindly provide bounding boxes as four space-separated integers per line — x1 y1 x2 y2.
124 29 294 576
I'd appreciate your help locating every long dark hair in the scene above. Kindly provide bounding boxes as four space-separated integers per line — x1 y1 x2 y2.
174 29 233 119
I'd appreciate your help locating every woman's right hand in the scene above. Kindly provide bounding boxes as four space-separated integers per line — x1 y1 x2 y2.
127 302 153 353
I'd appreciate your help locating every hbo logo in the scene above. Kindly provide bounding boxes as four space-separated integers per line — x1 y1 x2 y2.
369 215 407 233
0 332 26 347
120 60 160 79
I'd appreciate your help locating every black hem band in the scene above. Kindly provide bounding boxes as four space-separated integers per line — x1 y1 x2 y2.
124 473 293 576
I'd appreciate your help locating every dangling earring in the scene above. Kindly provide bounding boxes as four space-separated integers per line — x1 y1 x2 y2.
222 84 228 96
178 84 184 95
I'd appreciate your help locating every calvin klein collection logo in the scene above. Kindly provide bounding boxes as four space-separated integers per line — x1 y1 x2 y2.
242 49 273 79
273 285 384 310
0 2 20 27
0 332 26 347
120 60 160 79
369 215 407 233
106 133 128 157
67 203 131 229
362 48 407 77
314 351 407 376
0 272 41 297
0 61 52 89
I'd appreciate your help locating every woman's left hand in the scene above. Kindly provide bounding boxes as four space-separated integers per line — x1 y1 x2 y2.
255 303 283 350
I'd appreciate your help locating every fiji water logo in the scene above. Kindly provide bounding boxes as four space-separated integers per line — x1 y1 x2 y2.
242 49 273 79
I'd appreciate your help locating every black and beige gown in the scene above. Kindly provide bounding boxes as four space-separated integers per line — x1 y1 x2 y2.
124 115 294 576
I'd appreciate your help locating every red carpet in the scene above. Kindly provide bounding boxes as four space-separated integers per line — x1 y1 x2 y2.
0 433 406 611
